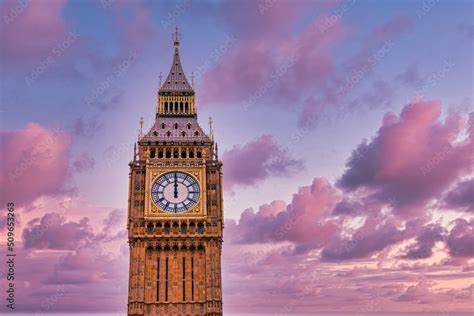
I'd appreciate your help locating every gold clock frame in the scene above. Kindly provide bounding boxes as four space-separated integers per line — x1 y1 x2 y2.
144 166 207 219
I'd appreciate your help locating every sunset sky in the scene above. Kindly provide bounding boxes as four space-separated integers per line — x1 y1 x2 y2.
0 0 473 314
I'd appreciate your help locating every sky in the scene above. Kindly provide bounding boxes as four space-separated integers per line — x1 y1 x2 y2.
0 0 473 313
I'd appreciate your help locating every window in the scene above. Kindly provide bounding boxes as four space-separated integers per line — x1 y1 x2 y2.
174 102 178 112
164 223 171 233
156 258 160 302
197 150 202 159
173 150 179 158
194 131 199 136
161 123 165 129
187 123 191 129
181 224 187 233
166 150 171 158
165 257 169 301
185 102 189 112
147 223 154 233
182 257 186 301
158 150 163 158
153 131 158 136
197 223 204 233
180 102 184 112
181 131 186 137
164 102 168 112
189 150 194 158
174 123 178 129
150 148 156 158
166 131 171 137
181 150 186 158
191 257 195 301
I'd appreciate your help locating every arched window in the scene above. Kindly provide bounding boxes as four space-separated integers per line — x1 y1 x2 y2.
181 224 187 233
166 150 171 158
150 148 155 158
166 131 171 137
189 150 194 158
174 102 178 112
181 150 186 158
161 123 165 129
181 131 186 137
197 150 202 159
185 102 189 112
164 223 171 233
187 123 191 129
180 102 184 112
147 223 154 233
158 150 163 158
164 102 168 113
194 131 199 136
153 131 158 136
197 223 204 233
173 150 179 158
174 123 178 129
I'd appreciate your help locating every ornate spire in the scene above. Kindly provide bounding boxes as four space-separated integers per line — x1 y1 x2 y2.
159 26 193 93
174 26 180 47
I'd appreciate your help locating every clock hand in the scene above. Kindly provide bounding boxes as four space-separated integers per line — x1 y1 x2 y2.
174 173 178 198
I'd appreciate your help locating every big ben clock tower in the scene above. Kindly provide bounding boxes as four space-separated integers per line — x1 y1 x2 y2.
127 29 224 316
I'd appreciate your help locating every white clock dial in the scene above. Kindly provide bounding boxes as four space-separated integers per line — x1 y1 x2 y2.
151 172 200 213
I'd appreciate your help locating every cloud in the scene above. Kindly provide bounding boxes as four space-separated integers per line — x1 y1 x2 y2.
396 63 425 86
22 212 93 250
446 218 474 258
200 1 346 104
227 177 340 249
442 178 474 213
222 134 303 189
72 152 95 173
337 100 473 216
321 216 411 261
0 123 72 207
297 15 413 128
0 0 68 64
401 224 446 260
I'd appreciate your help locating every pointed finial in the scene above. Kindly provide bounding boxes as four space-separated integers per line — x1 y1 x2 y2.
139 117 144 138
159 72 163 88
215 143 219 160
208 116 214 140
133 143 137 161
173 26 180 48
191 72 195 89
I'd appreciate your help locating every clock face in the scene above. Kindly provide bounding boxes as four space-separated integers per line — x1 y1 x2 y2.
151 171 200 213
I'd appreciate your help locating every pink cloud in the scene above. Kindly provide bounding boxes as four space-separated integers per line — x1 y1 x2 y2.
200 2 346 104
401 224 446 260
0 123 72 207
227 177 340 247
298 15 414 129
337 101 473 216
321 216 413 261
0 0 68 64
22 213 93 250
443 178 474 213
111 0 157 57
222 134 303 189
0 206 128 313
447 218 474 258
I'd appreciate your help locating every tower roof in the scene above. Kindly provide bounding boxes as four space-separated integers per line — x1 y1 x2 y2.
159 27 193 93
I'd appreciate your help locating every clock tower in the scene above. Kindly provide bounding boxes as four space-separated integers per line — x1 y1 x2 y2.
127 29 224 316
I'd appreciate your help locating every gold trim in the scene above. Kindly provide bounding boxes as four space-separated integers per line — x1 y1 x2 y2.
145 166 207 219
